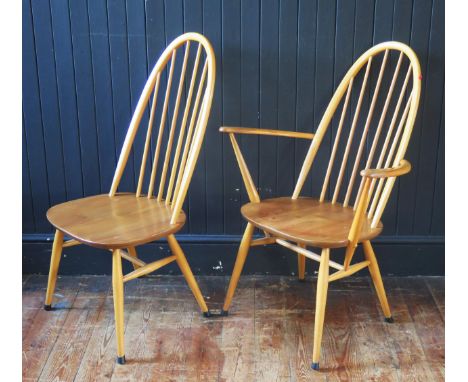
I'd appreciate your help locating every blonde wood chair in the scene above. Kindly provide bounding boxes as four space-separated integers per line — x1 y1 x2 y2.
220 41 421 371
44 33 216 364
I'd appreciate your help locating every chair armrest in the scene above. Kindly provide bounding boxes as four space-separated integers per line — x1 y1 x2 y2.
219 126 314 140
360 160 411 179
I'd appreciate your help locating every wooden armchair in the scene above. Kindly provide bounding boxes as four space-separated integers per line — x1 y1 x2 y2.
44 33 216 364
220 42 421 371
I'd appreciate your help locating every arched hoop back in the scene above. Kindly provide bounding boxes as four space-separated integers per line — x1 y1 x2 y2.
109 33 216 224
293 41 422 228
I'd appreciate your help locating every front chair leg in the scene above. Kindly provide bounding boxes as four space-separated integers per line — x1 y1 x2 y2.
167 234 210 316
312 248 330 371
112 249 126 364
44 230 64 310
362 240 393 322
222 223 255 315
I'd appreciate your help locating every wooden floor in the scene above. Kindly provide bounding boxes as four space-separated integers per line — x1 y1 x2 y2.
23 275 444 382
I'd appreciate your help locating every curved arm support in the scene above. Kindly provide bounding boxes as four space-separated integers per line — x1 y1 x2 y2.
360 159 411 179
226 132 260 203
220 126 314 204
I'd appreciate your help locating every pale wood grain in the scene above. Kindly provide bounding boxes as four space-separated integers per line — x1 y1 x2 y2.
24 275 445 381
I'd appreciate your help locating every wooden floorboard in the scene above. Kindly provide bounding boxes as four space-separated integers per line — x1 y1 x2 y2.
22 275 444 381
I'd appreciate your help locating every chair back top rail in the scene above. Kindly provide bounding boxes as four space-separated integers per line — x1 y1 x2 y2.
293 41 421 228
109 33 216 224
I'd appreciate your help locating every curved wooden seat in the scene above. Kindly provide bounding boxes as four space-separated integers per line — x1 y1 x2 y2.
241 197 382 248
47 194 185 249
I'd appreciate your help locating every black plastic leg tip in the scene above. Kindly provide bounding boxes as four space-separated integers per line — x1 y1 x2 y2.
44 304 52 311
311 362 320 371
220 310 229 317
384 316 394 323
298 278 306 283
116 356 126 365
203 311 212 318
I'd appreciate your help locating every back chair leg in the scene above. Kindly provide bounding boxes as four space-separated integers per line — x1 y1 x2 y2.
44 230 64 310
312 248 330 371
167 234 210 316
127 246 141 270
362 240 393 322
112 249 126 364
297 243 306 282
222 223 255 315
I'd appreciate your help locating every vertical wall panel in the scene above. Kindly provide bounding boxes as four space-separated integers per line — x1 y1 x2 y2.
107 0 134 192
23 0 51 232
412 0 444 234
68 0 101 196
397 0 433 234
145 0 165 65
276 0 298 196
22 120 36 233
240 0 260 209
259 0 279 201
126 0 150 193
30 0 67 206
310 0 336 197
88 0 117 193
203 0 224 234
222 0 242 234
431 92 444 236
295 0 317 193
23 0 444 244
50 0 84 200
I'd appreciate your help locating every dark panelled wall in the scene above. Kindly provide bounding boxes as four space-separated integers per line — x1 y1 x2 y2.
23 0 444 275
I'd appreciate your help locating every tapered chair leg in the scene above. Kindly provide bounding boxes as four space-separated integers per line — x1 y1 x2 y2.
297 243 306 282
362 240 393 322
222 223 255 315
311 248 330 371
44 230 64 311
112 249 126 364
127 246 141 270
167 234 210 316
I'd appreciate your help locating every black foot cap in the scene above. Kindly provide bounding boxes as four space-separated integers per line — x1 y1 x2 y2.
311 362 320 371
298 278 306 283
203 309 229 318
384 316 394 323
116 356 126 365
44 304 52 311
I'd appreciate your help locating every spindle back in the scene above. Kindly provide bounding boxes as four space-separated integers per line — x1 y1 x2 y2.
109 33 216 224
293 41 421 228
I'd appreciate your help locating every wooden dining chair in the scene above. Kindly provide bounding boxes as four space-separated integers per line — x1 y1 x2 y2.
219 41 421 370
44 33 216 364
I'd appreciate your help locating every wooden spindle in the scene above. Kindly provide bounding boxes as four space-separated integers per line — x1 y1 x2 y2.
368 92 413 218
136 73 161 197
366 65 412 216
165 44 203 205
320 79 353 202
343 50 388 207
332 57 373 204
147 50 177 198
353 52 403 209
172 60 208 204
157 42 191 201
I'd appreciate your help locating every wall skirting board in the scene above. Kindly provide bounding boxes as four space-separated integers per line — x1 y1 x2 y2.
23 234 444 276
